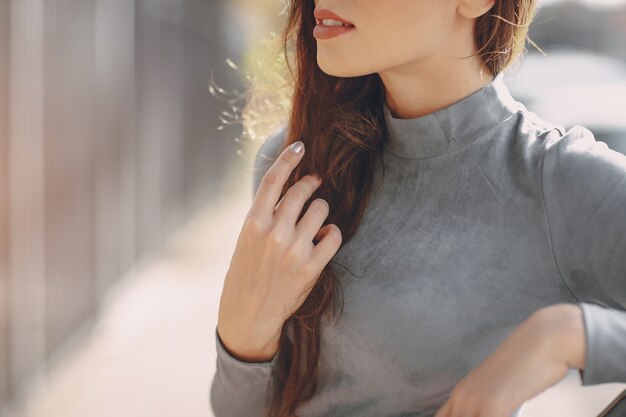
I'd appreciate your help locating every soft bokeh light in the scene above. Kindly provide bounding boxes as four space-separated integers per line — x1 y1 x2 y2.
540 0 626 9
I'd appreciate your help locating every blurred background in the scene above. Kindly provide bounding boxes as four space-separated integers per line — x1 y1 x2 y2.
0 0 625 416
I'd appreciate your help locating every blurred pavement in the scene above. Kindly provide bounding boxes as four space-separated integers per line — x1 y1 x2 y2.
6 188 250 417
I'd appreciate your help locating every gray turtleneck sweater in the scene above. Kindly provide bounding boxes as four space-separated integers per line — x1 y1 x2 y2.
210 71 626 417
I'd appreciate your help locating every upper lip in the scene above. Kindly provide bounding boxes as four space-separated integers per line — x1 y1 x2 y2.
314 8 355 26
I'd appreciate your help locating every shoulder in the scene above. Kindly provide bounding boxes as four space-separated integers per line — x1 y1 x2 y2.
539 122 626 308
508 106 626 188
540 121 626 276
251 123 289 196
540 123 626 257
541 123 626 197
254 123 289 166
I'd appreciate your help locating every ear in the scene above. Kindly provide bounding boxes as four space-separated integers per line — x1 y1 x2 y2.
457 0 496 19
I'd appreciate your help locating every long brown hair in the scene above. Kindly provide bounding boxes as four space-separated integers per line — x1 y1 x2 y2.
244 1 540 415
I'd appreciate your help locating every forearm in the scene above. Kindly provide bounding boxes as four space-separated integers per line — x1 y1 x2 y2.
539 303 586 371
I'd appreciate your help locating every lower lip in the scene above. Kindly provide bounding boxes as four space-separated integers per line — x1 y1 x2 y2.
313 24 355 40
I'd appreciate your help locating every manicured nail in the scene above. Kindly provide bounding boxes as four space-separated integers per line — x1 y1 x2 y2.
289 141 303 154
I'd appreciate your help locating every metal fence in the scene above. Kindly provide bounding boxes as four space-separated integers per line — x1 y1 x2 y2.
0 0 244 413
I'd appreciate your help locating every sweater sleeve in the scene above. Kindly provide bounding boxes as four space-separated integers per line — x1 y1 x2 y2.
209 125 288 416
541 124 626 387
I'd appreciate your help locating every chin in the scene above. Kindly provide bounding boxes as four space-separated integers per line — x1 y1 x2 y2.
316 58 366 78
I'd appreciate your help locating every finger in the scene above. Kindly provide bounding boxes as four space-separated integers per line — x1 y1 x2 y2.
273 175 322 227
446 396 476 417
251 141 305 220
310 224 342 268
312 224 329 244
450 401 476 417
296 198 329 242
434 400 452 417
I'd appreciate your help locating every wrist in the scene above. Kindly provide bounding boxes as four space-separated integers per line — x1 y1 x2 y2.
217 323 281 363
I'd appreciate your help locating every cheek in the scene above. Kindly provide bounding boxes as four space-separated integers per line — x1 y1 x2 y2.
361 2 449 57
356 23 442 66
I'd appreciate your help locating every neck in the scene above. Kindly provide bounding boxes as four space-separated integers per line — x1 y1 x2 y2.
381 71 520 160
378 54 494 120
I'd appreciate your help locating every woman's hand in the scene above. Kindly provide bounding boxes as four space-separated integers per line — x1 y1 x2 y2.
217 140 343 363
434 304 585 417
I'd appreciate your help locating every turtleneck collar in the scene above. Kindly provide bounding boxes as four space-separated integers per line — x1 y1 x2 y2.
382 71 521 160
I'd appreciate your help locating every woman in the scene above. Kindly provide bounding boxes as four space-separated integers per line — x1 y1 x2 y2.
211 1 626 416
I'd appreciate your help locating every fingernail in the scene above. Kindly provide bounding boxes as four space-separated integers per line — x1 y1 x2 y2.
289 141 303 154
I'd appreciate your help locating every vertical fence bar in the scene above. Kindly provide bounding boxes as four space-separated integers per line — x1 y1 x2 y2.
0 0 11 413
94 0 137 304
8 0 47 404
134 0 185 258
42 0 97 360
